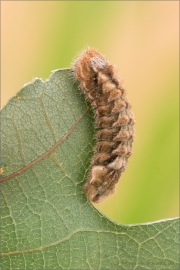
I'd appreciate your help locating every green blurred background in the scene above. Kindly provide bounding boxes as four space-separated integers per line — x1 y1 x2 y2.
1 1 179 224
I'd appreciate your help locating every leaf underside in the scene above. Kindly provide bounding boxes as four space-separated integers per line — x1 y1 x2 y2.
0 69 179 269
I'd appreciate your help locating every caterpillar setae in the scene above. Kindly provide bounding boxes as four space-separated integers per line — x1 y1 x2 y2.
72 48 135 203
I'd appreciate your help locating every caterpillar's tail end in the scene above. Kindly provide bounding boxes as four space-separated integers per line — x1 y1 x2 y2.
83 165 120 203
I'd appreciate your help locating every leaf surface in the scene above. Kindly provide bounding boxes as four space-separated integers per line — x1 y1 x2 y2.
0 69 179 269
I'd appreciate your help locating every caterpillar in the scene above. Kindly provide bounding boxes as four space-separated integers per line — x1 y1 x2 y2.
73 48 135 203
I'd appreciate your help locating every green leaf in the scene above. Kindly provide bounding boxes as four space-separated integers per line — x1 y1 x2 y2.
0 69 179 269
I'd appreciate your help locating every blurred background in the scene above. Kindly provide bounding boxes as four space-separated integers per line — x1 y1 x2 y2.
1 1 179 224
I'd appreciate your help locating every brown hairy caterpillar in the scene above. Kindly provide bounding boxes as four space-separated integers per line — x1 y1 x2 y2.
73 48 135 203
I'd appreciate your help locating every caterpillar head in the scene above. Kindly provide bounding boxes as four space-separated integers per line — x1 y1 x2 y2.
73 49 109 92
